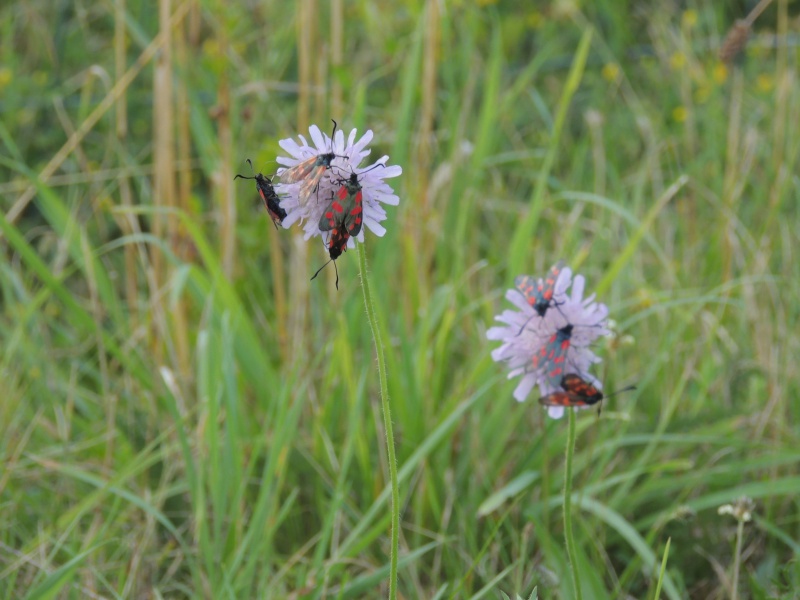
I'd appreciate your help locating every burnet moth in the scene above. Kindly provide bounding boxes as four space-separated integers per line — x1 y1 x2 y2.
514 260 567 335
234 159 286 229
539 372 636 410
310 162 385 290
279 119 347 206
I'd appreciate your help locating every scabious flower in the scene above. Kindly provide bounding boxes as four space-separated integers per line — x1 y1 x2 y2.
487 266 610 419
274 124 401 245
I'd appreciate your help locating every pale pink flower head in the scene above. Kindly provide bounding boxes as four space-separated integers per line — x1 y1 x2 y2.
487 267 610 419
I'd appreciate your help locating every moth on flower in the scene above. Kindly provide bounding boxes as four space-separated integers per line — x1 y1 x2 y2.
278 120 346 206
539 373 635 411
274 123 402 244
233 159 286 229
310 164 385 289
487 267 611 419
514 260 567 318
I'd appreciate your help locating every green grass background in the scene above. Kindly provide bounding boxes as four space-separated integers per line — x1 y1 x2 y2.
1 0 799 598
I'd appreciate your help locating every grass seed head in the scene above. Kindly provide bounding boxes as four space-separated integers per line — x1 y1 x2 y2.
719 20 751 64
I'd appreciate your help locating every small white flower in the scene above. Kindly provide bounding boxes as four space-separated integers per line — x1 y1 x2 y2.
718 497 755 523
487 269 610 419
274 124 401 245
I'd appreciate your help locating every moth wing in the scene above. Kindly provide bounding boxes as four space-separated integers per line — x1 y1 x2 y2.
538 391 589 407
318 194 341 232
296 166 328 205
280 157 318 184
514 275 538 306
530 331 570 389
345 189 363 238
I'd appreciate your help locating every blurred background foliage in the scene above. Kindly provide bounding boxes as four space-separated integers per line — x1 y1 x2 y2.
1 0 799 598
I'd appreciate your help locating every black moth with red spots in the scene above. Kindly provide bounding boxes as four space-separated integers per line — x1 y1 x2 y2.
279 120 343 205
514 260 565 318
312 163 385 289
318 170 364 260
311 170 367 289
532 324 573 388
539 372 635 408
234 159 287 229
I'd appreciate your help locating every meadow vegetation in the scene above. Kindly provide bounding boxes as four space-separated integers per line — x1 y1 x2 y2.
1 0 799 598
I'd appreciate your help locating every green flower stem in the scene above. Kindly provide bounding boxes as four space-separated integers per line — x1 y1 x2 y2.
357 242 399 599
563 409 582 600
731 518 745 600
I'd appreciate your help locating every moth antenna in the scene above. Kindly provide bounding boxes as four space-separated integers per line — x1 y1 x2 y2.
328 119 340 154
311 258 333 282
603 385 636 399
596 383 636 416
331 164 350 181
326 119 352 161
551 300 606 332
233 158 256 181
515 313 537 336
356 161 386 175
553 301 568 321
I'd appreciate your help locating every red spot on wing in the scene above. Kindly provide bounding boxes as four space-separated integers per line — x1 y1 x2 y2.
539 391 590 407
537 327 572 388
514 275 541 307
561 374 603 401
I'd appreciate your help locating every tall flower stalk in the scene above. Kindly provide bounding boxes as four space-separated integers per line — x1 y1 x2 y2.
563 408 582 600
266 123 402 596
357 242 399 599
488 263 613 599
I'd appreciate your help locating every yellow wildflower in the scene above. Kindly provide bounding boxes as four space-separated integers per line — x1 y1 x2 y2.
757 73 774 93
602 62 621 83
682 9 698 28
712 62 728 84
669 52 687 70
0 67 12 90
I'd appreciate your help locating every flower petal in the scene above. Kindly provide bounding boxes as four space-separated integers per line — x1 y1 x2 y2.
513 374 537 402
309 125 325 150
352 129 373 155
365 218 386 237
